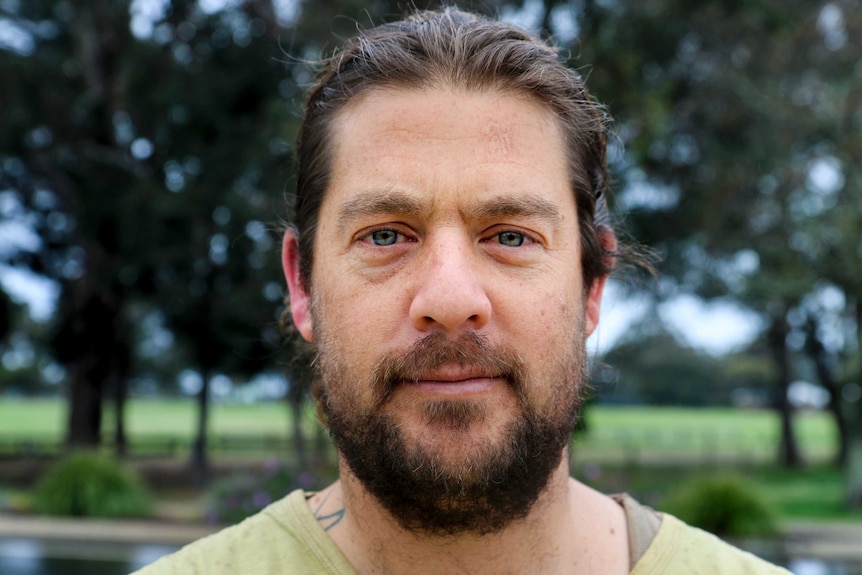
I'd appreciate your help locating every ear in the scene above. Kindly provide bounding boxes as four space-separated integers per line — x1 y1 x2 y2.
584 228 617 337
282 229 314 342
584 275 607 337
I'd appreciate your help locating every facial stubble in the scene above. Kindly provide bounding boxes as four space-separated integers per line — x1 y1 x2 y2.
313 315 587 536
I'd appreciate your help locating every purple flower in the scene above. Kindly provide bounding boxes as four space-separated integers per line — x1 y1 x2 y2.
262 458 281 477
297 471 316 490
253 490 272 508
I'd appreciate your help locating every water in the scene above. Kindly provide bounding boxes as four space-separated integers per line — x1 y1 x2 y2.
0 537 860 574
0 538 179 575
787 559 862 575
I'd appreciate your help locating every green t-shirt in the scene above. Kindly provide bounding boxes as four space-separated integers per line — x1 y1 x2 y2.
629 513 788 575
133 489 790 574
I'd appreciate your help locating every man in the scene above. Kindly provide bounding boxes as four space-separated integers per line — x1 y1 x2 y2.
137 7 789 574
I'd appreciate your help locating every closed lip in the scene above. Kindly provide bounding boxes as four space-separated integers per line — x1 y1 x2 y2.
404 366 500 384
400 368 503 396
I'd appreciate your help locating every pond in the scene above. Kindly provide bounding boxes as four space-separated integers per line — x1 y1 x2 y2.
0 537 179 575
0 537 860 574
786 559 862 575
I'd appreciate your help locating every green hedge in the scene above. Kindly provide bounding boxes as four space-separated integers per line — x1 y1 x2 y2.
663 474 778 537
36 451 152 518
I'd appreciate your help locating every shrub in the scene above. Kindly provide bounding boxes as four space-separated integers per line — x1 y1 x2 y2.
663 474 778 537
36 451 152 518
207 458 321 525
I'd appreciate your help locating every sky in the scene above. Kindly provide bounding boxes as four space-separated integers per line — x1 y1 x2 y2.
588 281 762 356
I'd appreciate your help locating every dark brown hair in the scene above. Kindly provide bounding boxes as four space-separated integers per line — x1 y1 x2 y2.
293 7 616 290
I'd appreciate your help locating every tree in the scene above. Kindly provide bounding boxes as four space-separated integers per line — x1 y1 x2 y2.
564 0 860 469
0 0 291 457
1 0 144 446
602 330 731 406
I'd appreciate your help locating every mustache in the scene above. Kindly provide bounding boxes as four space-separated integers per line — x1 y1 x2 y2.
370 331 527 407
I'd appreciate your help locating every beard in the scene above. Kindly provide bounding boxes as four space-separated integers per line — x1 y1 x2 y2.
314 325 587 536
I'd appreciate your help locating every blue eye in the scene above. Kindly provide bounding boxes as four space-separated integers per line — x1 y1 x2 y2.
371 229 398 246
498 231 525 247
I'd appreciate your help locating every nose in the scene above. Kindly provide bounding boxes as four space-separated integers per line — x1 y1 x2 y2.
409 235 492 333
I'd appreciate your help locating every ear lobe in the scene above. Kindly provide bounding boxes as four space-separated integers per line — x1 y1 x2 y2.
282 229 314 342
584 275 607 337
585 228 617 337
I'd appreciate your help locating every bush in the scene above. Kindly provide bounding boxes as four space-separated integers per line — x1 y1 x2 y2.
663 474 778 537
36 451 152 518
207 458 321 525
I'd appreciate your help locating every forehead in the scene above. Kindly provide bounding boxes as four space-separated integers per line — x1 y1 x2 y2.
321 86 574 223
331 86 564 158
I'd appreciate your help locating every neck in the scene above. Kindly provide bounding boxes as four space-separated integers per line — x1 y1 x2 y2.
309 453 630 575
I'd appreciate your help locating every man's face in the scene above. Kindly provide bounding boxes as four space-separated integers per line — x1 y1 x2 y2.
284 87 607 534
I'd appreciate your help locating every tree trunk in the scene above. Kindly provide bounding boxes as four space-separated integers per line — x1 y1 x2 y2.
0 289 12 343
112 372 128 458
768 313 803 468
112 311 132 458
848 438 862 508
60 289 120 449
288 382 308 469
846 300 862 508
804 316 849 466
283 332 315 466
66 366 103 447
191 371 211 487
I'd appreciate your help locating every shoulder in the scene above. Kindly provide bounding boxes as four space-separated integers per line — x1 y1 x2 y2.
131 489 355 575
633 513 791 575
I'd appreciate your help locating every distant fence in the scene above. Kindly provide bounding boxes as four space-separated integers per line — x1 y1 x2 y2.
0 435 303 460
573 427 830 466
0 427 831 466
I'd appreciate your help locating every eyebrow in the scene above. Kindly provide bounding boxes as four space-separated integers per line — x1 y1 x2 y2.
337 191 426 230
336 190 562 229
469 196 562 223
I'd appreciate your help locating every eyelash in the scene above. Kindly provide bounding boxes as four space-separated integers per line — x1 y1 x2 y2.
356 226 539 249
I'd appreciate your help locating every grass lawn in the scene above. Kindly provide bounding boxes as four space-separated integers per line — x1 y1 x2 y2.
0 397 313 440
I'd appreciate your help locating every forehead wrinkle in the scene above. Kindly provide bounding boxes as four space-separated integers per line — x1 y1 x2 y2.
336 190 429 232
466 195 563 224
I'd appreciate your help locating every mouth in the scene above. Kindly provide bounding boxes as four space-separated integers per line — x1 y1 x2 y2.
371 331 523 404
401 368 504 397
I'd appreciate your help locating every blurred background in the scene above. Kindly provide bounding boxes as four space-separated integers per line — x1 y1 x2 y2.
0 0 860 573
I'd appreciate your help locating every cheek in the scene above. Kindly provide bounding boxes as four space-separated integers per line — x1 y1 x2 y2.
521 291 583 370
314 280 398 374
320 264 414 335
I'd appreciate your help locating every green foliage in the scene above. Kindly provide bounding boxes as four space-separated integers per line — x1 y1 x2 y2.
578 462 862 522
754 464 853 520
662 474 778 537
35 451 151 518
601 331 755 406
206 458 323 524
